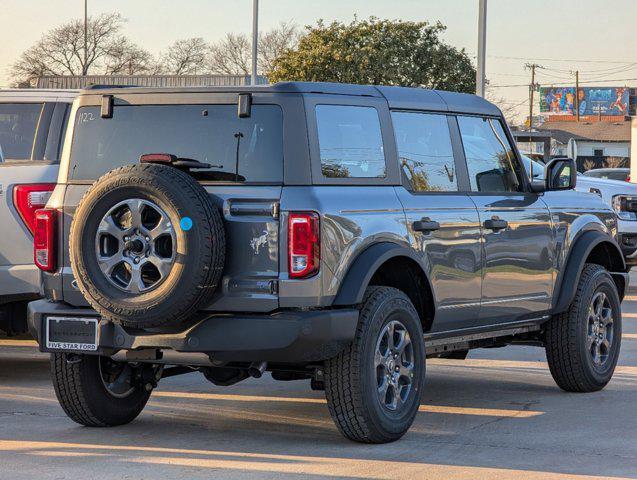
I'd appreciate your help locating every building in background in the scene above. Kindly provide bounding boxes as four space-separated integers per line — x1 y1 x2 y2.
537 120 630 171
516 85 633 171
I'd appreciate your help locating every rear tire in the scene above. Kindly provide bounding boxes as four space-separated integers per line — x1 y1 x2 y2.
51 353 152 427
545 263 622 392
325 286 425 443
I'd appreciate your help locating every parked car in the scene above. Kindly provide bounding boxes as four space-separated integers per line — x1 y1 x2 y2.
29 83 626 443
0 89 77 335
524 155 637 264
584 168 630 182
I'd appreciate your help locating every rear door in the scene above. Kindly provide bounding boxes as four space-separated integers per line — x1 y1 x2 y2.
0 101 65 299
457 115 554 324
61 93 287 311
392 111 482 332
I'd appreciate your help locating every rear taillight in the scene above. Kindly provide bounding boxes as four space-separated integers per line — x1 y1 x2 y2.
13 184 55 234
288 212 320 279
34 209 56 272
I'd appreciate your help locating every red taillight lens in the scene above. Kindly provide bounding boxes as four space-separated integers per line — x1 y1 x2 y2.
13 184 55 234
288 212 320 279
33 209 56 272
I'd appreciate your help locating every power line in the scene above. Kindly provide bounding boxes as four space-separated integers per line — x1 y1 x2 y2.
490 77 637 88
473 54 634 64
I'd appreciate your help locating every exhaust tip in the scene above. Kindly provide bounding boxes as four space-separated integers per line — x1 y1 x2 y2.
248 361 267 378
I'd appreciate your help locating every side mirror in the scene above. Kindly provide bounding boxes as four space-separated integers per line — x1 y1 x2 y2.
544 157 577 191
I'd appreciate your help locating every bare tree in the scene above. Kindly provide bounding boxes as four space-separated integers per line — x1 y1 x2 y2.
486 87 521 124
582 159 596 172
604 157 627 169
258 22 299 74
160 38 209 75
207 23 299 76
208 33 251 75
104 38 157 75
10 13 148 85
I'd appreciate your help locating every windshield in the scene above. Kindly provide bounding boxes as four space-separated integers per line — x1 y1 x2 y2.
69 104 283 182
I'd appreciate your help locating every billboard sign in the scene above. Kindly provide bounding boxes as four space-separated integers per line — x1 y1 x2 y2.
540 87 629 116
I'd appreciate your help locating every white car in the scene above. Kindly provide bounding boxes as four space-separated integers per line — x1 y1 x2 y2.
523 155 637 264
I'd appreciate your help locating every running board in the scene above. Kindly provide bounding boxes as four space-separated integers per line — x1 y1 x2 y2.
424 321 545 356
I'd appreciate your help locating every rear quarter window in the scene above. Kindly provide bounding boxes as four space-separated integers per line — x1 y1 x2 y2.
0 103 43 161
69 104 283 182
315 105 386 178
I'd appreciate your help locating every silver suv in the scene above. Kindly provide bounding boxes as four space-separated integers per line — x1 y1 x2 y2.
0 89 77 335
29 83 627 443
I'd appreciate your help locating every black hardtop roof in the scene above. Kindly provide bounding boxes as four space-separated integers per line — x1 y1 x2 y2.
81 81 501 116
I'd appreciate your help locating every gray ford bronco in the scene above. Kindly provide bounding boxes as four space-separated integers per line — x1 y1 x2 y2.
28 82 628 443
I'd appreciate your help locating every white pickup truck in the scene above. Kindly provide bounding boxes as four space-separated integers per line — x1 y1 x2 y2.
0 89 77 335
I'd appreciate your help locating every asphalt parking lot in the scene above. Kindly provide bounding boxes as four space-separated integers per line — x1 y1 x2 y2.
1 300 636 480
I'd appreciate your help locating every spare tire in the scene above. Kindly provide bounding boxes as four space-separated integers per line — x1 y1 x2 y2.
70 163 225 329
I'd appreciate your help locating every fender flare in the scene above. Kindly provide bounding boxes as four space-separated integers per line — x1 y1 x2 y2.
553 230 626 313
333 242 431 306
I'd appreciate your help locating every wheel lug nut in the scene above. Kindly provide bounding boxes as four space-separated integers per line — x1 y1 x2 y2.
145 237 150 241
134 257 140 264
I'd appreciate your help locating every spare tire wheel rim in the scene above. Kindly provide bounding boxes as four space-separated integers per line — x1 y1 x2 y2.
95 198 176 293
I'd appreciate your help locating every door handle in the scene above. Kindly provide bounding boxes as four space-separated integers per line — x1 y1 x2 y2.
413 218 440 233
484 218 508 231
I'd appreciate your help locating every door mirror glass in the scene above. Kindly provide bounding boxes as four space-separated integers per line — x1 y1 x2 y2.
545 157 577 191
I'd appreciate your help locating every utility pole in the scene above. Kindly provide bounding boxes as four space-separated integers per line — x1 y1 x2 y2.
83 0 88 75
575 70 580 122
476 0 487 97
251 0 259 85
525 63 541 130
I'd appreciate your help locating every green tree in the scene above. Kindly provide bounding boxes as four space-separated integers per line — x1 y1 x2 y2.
268 17 475 93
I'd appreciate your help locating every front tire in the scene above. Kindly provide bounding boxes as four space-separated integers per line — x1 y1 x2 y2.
51 353 152 426
545 263 622 392
325 286 425 443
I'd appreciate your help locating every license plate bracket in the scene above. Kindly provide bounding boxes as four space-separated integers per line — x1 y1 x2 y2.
46 316 98 352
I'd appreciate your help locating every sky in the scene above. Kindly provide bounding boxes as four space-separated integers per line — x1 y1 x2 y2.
1 0 636 122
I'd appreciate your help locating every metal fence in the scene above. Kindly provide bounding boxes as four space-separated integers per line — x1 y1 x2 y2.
35 74 269 89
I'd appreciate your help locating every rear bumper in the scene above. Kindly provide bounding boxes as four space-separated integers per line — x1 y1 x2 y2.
0 264 41 298
27 299 359 363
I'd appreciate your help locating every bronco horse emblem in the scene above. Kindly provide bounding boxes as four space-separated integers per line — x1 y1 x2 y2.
250 230 269 254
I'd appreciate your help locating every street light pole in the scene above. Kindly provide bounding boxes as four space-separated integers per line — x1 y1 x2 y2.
476 0 487 97
251 0 259 85
83 0 88 75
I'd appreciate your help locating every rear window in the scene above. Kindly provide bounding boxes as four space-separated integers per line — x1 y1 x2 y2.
0 103 43 161
69 104 283 182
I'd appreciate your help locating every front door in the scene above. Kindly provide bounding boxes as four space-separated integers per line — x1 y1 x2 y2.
392 111 482 332
456 115 554 324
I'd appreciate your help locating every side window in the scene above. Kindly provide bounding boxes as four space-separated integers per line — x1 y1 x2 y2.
458 116 522 193
315 105 386 178
392 111 457 192
0 103 43 162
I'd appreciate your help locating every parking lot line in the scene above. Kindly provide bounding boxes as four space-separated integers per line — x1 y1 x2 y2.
152 391 543 417
0 339 38 347
431 358 637 375
0 439 625 480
